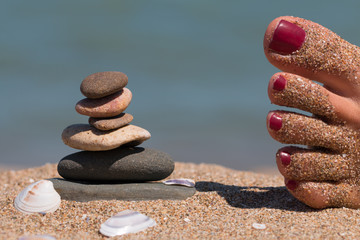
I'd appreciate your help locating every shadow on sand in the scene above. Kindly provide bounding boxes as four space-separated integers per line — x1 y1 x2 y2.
195 181 317 212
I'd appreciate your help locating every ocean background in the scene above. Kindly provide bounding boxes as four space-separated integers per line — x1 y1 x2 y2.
1 1 360 172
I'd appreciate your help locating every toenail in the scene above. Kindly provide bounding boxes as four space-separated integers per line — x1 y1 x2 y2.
279 151 291 166
273 75 286 91
269 113 282 131
269 20 306 54
286 180 298 191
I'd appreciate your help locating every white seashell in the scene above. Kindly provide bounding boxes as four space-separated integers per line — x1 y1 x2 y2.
100 210 156 237
18 234 56 240
14 180 61 214
252 223 266 230
162 178 195 188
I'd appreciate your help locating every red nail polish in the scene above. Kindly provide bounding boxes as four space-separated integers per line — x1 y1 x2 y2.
273 75 286 91
279 151 291 166
286 180 297 191
269 113 282 131
269 20 306 54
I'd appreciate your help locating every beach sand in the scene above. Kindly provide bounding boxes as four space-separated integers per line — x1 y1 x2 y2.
1 162 360 239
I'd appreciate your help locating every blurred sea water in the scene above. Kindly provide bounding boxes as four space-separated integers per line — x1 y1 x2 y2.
2 1 360 171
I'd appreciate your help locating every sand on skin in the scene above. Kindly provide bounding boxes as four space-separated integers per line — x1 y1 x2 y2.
1 163 360 239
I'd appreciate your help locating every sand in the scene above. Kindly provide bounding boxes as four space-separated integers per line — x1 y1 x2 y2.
1 163 360 239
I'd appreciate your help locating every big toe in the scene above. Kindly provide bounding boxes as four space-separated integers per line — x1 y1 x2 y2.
264 16 360 97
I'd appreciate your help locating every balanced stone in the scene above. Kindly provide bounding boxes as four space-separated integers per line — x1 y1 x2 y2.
57 147 174 182
48 178 196 201
75 88 132 118
61 124 151 151
89 113 133 131
80 71 128 99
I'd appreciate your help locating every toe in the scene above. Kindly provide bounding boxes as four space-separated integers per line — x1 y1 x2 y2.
264 16 360 96
268 72 360 126
268 72 339 123
276 146 357 181
267 111 356 153
285 179 329 209
285 179 360 209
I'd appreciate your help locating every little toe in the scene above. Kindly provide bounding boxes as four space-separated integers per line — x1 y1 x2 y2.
264 16 360 96
276 146 357 181
267 111 357 153
285 179 360 209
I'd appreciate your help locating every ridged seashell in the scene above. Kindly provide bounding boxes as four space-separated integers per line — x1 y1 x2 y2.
14 180 61 214
100 210 156 237
163 178 195 188
18 234 56 240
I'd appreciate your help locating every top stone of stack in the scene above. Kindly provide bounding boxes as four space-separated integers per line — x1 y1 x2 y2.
80 71 128 99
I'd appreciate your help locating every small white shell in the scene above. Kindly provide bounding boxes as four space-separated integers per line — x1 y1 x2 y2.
163 178 195 188
252 223 266 230
100 210 156 237
18 234 56 240
14 180 61 214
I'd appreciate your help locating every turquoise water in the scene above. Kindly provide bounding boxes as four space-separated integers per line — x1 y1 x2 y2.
2 1 360 170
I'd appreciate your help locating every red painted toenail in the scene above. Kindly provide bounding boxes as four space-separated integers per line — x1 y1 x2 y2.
273 75 286 91
269 20 306 54
286 180 298 191
279 151 291 166
269 113 282 131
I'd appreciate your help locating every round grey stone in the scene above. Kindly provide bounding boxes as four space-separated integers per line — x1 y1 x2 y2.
80 71 128 99
58 147 174 182
88 113 133 131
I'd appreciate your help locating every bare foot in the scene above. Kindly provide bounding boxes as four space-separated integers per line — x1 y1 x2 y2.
264 16 360 208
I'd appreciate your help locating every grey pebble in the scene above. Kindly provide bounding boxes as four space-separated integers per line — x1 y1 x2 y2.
48 178 196 201
58 147 174 182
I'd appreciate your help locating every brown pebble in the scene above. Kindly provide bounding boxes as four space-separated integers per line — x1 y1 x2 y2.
75 88 132 118
89 113 134 131
80 71 128 99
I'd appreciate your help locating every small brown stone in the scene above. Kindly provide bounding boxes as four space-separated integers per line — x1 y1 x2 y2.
75 88 132 118
89 113 134 131
80 71 128 99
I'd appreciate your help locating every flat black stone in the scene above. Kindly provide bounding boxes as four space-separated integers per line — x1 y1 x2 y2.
58 147 174 182
48 178 196 202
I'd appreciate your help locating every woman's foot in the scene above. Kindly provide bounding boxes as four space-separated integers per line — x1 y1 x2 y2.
264 16 360 208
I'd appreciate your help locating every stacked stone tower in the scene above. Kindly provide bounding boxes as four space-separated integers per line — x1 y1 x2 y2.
58 71 174 182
